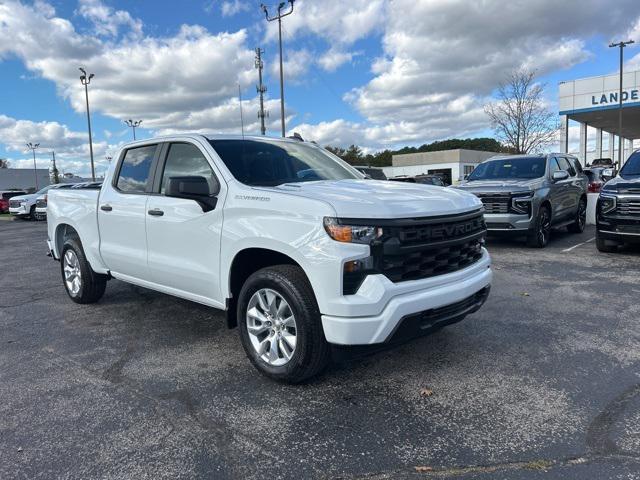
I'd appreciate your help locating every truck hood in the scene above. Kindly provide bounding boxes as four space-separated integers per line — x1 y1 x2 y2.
265 179 482 218
454 178 541 194
603 174 640 193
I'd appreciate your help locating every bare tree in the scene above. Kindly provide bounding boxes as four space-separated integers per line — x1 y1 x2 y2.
485 70 556 154
0 158 9 168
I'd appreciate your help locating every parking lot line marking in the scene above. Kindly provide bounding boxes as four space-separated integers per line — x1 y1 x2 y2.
562 237 595 252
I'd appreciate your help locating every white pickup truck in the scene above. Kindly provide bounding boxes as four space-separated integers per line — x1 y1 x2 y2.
47 134 492 382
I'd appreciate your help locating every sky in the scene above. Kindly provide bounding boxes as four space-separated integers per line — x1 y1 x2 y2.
1 0 640 177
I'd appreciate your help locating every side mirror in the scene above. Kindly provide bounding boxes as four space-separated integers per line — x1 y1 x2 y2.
552 171 569 182
602 168 615 179
166 176 219 211
463 174 469 180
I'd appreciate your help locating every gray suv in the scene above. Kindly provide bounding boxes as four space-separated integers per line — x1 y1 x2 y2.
454 154 588 247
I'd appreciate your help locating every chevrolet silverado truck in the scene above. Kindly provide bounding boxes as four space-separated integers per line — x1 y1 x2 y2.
47 134 492 382
596 150 640 252
454 154 588 247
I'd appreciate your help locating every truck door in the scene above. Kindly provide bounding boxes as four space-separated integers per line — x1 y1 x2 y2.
548 157 570 221
145 141 225 305
98 143 159 279
557 157 579 218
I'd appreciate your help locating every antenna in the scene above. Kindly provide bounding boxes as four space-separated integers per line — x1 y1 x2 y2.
255 47 268 135
238 83 245 139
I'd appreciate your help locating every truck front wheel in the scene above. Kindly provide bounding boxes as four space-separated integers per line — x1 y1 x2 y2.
237 265 330 383
60 237 107 304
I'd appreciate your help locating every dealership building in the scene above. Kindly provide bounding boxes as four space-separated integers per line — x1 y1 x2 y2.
559 69 640 166
384 149 500 185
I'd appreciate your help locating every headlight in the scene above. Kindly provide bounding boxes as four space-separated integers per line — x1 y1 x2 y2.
323 217 383 244
511 192 533 215
599 194 617 214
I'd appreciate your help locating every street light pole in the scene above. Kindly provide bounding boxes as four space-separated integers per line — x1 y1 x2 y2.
261 1 295 137
26 142 40 190
124 119 142 140
79 67 96 181
609 40 635 168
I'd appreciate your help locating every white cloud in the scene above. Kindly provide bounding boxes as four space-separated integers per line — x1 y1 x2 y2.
0 1 258 133
0 114 118 177
310 0 640 149
76 0 143 39
221 0 250 17
263 0 384 47
269 48 312 83
318 49 357 72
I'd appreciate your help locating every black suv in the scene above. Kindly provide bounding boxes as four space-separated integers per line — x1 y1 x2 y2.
596 150 640 252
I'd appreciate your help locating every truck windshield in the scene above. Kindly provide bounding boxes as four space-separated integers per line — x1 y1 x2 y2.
620 152 640 177
467 157 546 180
208 139 361 186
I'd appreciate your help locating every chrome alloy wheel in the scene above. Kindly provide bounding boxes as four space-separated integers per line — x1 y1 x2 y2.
63 249 82 297
246 288 297 366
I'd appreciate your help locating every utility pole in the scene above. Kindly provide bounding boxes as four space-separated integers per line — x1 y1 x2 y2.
261 1 295 137
79 68 96 181
124 119 142 140
255 47 268 135
26 142 40 190
238 84 245 138
51 150 60 184
609 40 635 168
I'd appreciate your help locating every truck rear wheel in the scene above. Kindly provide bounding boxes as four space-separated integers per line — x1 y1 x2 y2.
60 237 107 304
237 265 330 383
567 197 587 233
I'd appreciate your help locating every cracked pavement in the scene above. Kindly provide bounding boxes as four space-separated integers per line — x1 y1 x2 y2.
1 220 639 479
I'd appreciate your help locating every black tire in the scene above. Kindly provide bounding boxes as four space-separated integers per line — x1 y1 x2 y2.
28 205 36 220
526 205 551 248
237 265 330 383
596 233 620 253
567 197 587 233
60 237 107 304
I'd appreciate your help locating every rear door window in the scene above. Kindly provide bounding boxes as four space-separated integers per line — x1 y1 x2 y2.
116 145 158 193
557 157 576 176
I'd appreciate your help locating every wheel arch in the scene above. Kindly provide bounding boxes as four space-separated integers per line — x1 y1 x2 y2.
225 247 313 329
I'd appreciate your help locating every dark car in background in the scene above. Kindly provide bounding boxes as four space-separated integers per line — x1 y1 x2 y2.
389 174 446 186
0 190 27 213
596 150 640 252
584 167 615 193
454 154 588 248
354 166 387 180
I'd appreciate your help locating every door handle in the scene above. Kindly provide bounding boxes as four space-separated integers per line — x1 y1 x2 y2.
148 208 164 217
100 204 112 212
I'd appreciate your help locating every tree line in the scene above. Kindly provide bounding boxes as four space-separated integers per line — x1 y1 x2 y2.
325 137 508 167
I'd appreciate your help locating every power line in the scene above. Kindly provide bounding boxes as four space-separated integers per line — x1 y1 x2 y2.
255 47 269 135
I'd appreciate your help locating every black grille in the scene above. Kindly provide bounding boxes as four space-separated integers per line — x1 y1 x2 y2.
9 200 22 208
617 197 640 217
375 210 486 283
36 198 47 208
475 193 509 214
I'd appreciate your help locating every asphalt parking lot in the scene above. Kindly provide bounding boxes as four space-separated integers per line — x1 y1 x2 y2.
1 220 639 479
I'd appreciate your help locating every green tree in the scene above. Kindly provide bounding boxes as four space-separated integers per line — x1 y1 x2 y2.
0 158 9 168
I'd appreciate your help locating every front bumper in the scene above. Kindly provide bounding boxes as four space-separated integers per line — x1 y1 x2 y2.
321 250 492 345
9 205 28 216
597 213 640 244
483 213 532 232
